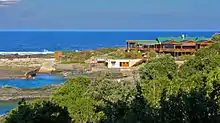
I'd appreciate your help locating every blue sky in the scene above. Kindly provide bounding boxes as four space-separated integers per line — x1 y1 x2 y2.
0 0 219 30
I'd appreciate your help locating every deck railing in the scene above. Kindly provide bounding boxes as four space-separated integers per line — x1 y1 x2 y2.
128 47 197 53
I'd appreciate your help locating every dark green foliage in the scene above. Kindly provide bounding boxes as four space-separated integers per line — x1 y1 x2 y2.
99 82 154 123
3 99 71 123
159 89 220 123
209 42 220 53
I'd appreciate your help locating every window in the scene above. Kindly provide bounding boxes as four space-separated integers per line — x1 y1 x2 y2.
111 61 116 66
120 62 129 67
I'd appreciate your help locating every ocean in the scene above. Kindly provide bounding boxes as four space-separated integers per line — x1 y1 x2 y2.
0 31 218 52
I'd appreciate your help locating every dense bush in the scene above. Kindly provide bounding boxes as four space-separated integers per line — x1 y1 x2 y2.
3 99 71 123
51 77 104 122
61 48 142 64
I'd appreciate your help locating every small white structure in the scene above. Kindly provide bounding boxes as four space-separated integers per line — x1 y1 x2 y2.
96 58 106 63
106 59 142 69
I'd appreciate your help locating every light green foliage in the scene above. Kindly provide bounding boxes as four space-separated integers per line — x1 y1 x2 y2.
206 68 220 104
146 50 157 59
139 54 178 80
3 99 71 123
87 74 137 104
178 54 194 61
139 54 178 106
141 77 171 106
212 33 220 42
86 74 154 123
106 50 142 59
179 47 220 78
100 83 154 123
52 77 104 122
61 51 93 64
195 47 218 58
209 42 220 53
61 48 142 64
61 48 119 64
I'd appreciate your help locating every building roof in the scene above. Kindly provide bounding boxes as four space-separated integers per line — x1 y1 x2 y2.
106 59 142 61
156 36 210 43
127 40 159 45
136 40 160 45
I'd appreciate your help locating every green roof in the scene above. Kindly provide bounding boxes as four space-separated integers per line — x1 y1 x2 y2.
156 36 210 43
135 40 159 45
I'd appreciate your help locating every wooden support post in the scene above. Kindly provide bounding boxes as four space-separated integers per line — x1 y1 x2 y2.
127 42 129 52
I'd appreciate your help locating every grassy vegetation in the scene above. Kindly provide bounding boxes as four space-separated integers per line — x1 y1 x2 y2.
177 54 195 61
60 48 143 64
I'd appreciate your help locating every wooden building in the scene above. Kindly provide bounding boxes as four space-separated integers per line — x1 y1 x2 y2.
126 40 160 52
126 35 214 56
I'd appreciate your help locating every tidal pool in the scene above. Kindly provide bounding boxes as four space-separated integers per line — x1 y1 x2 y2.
0 74 65 115
0 74 65 88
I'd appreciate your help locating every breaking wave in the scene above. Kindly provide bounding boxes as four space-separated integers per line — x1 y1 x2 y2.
0 50 54 55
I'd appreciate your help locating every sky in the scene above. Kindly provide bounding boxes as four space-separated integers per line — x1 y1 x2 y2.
0 0 219 30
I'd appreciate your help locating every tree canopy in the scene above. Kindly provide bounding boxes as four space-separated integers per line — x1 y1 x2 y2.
2 99 71 123
51 76 104 123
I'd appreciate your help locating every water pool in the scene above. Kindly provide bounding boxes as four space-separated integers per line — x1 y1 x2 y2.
0 74 65 88
0 74 65 115
0 101 18 115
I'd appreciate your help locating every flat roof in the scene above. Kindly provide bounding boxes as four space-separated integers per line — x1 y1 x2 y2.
127 40 160 45
156 36 211 43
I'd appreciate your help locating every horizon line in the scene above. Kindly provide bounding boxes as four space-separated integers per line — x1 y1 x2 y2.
0 29 219 32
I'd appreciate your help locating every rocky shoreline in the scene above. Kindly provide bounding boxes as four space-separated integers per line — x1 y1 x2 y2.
0 57 56 80
0 84 61 101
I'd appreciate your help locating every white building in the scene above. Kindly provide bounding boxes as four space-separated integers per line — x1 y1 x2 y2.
105 59 142 69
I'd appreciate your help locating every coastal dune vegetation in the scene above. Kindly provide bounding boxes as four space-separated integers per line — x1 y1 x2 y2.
2 39 220 123
61 48 143 64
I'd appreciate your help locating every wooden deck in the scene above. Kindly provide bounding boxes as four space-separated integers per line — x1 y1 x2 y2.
129 47 197 53
159 48 196 53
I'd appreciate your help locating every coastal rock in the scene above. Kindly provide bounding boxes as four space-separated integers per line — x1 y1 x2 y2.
0 57 56 79
39 59 56 73
25 68 40 79
0 84 61 101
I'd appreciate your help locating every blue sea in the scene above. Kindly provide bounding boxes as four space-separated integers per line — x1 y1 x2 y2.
0 31 218 52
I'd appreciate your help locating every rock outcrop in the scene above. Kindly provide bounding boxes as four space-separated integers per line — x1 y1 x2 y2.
0 84 61 101
39 59 56 73
25 68 40 79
